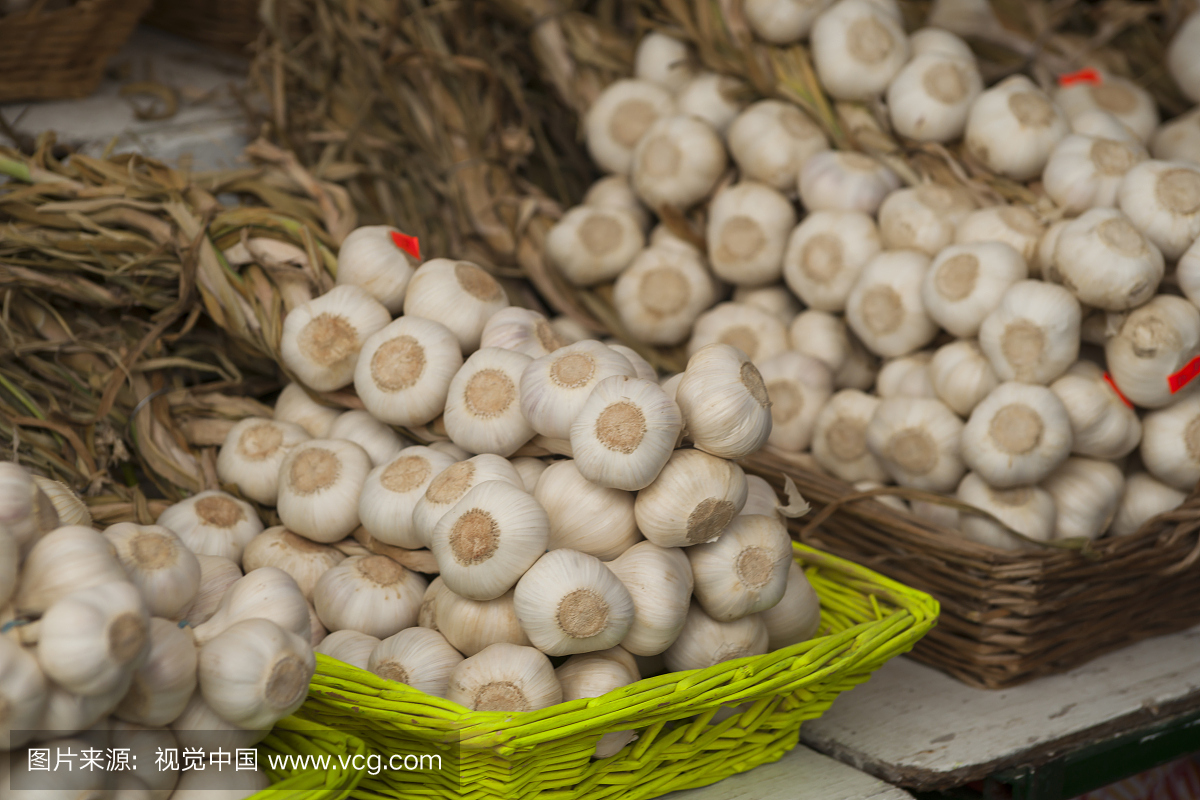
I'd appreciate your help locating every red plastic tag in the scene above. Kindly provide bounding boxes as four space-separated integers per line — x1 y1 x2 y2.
390 230 421 260
1102 372 1134 408
1168 356 1200 394
1058 68 1102 87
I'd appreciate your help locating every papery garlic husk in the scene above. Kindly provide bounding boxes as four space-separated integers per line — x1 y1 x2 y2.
114 617 197 727
555 652 638 758
1105 295 1200 409
534 460 641 559
955 204 1046 265
607 344 658 383
962 382 1073 488
865 397 965 492
170 690 268 751
241 526 345 600
687 302 790 365
359 446 458 550
1117 159 1200 260
174 554 241 626
1108 472 1188 537
0 636 47 748
613 244 718 346
418 576 445 631
631 114 727 210
38 581 150 696
606 541 693 657
480 307 567 359
760 559 822 651
846 250 937 357
444 348 535 457
510 456 548 494
1151 107 1200 164
444 642 562 712
732 284 802 327
369 627 463 698
104 523 201 619
1053 76 1158 144
811 389 889 482
741 475 782 518
727 100 829 194
1141 394 1200 491
436 584 532 656
978 280 1081 385
354 315 464 428
964 75 1069 181
0 462 59 554
878 184 978 256
876 352 935 399
634 448 748 547
678 71 746 134
956 472 1056 551
759 352 834 452
676 344 773 459
157 490 263 564
430 480 549 602
1042 457 1124 540
312 555 426 639
1043 135 1147 215
799 151 901 215
16 525 128 615
1049 360 1142 459
707 181 796 286
1052 207 1163 310
217 417 310 504
687 514 792 622
276 438 372 544
513 548 635 656
280 285 391 392
403 259 511 353
546 205 645 287
328 410 406 468
520 340 637 441
921 242 1028 338
584 174 651 232
274 382 339 438
335 225 419 313
886 53 982 143
930 340 999 417
314 629 381 670
197 617 315 730
584 79 676 175
811 0 909 100
744 0 835 44
663 601 769 672
168 762 270 800
191 566 310 647
30 475 90 527
410 454 524 546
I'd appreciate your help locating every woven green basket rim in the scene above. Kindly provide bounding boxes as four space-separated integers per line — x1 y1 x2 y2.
252 715 369 799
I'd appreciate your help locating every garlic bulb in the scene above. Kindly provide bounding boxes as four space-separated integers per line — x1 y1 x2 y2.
358 446 457 550
886 53 982 143
355 316 463 428
676 344 774 459
1117 160 1200 260
197 617 315 729
1049 361 1141 459
280 285 391 392
607 344 657 383
962 382 1073 487
1052 207 1163 310
104 523 201 619
175 554 241 626
513 548 635 656
811 389 889 482
276 438 372 544
445 643 562 712
170 690 268 751
631 115 727 209
930 339 999 417
16 525 127 615
707 182 796 286
30 475 90 527
744 0 834 43
921 242 1027 338
584 79 676 175
606 541 693 656
410 454 524 545
109 722 181 800
677 72 746 134
444 347 535 457
505 458 544 495
546 205 645 286
1105 295 1200 408
241 526 345 600
732 284 803 327
689 304 790 367
0 636 47 748
799 151 901 215
878 185 977 256
811 0 909 100
480 307 566 359
965 75 1069 181
1141 395 1200 491
308 600 327 646
437 585 531 655
978 280 1081 385
419 576 444 630
403 259 510 353
1042 135 1147 214
1071 109 1141 143
956 472 1056 550
759 561 821 650
742 475 781 518
191 566 310 647
38 581 150 696
759 352 834 452
157 490 262 564
114 617 198 727
650 223 704 256
534 460 641 559
1053 77 1158 144
876 352 935 399
866 397 965 492
1168 12 1200 104
1042 457 1124 540
555 651 639 757
613 244 718 346
584 175 651 232
0 462 59 553
430 480 549 601
789 309 852 375
314 629 381 670
312 555 426 639
1108 472 1188 537
634 32 695 92
429 439 474 459
688 514 792 622
39 680 131 738
955 204 1046 264
727 100 829 194
335 225 420 313
908 27 974 60
328 409 406 468
217 417 310 504
846 250 937 357
273 382 339 438
370 627 463 697
634 448 748 547
520 340 637 441
663 601 769 672
1151 108 1200 164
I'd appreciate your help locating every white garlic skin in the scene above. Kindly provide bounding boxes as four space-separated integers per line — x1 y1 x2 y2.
37 581 150 697
1042 135 1147 215
634 32 695 92
280 284 392 392
274 382 339 438
445 642 563 712
733 284 803 327
811 0 909 100
955 204 1046 265
662 601 769 673
354 315 464 428
0 462 60 555
584 174 651 233
633 448 749 548
513 548 635 656
480 307 567 360
965 75 1070 181
312 555 426 639
1104 295 1200 409
677 72 746 134
190 566 310 647
1108 472 1187 537
886 53 982 143
30 475 90 528
276 439 372 545
1051 207 1163 311
520 340 637 441
878 184 977 256
1140 394 1200 492
1151 108 1200 164
784 212 881 312
435 585 532 656
978 280 1081 385
0 636 48 749
760 560 821 650
930 340 999 417
865 397 965 492
687 514 793 622
157 490 263 564
1041 457 1124 541
443 347 535 458
956 472 1056 551
335 225 420 313
727 100 830 194
789 309 851 375
606 541 694 656
707 181 797 286
613 245 718 346
632 115 728 210
534 460 641 560
1117 159 1200 261
811 389 888 483
358 446 458 550
402 259 511 353
584 79 676 175
16 525 127 615
329 409 406 468
555 652 638 756
799 151 901 215
921 241 1028 339
104 523 201 619
675 344 774 460
876 352 935 400
241 525 346 600
759 351 835 452
410 454 524 547
1049 361 1142 460
173 554 241 626
114 616 198 727
744 0 835 43
1053 78 1159 144
1168 12 1200 104
845 250 938 358
170 690 269 751
546 205 645 287
370 627 464 698
510 456 548 494
315 629 381 670
961 382 1074 488
217 417 311 505
687 302 791 365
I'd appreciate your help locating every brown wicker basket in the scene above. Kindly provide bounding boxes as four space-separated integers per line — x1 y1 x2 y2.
0 0 154 103
144 0 260 52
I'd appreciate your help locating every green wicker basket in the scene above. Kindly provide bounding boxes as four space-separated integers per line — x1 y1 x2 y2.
295 543 937 800
253 716 368 799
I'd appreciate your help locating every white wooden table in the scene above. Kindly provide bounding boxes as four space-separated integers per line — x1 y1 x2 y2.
799 625 1200 795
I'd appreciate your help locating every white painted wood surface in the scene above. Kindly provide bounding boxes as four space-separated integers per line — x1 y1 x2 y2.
665 745 914 800
800 625 1200 788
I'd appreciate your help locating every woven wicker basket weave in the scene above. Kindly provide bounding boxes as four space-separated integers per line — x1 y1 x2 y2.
144 0 261 52
254 715 368 800
293 543 937 800
0 0 153 103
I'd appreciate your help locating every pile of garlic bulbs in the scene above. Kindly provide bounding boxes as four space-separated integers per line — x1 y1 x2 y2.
538 6 1200 550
